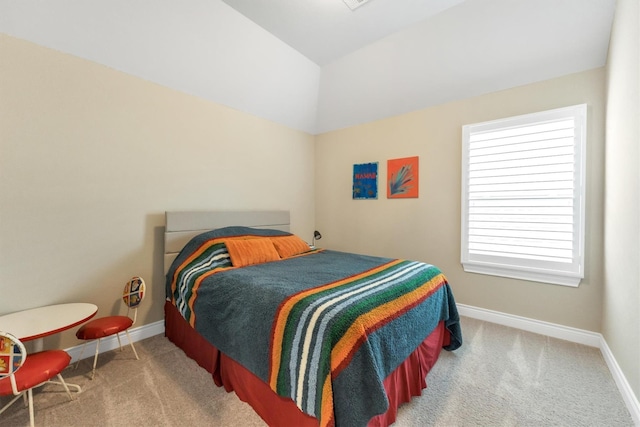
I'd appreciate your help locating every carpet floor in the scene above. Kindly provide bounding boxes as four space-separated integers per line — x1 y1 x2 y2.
0 316 634 426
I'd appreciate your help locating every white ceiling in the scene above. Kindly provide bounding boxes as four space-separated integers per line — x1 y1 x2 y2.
220 0 467 66
0 0 618 134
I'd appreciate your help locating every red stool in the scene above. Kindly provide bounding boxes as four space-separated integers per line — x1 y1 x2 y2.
75 277 145 379
0 331 74 427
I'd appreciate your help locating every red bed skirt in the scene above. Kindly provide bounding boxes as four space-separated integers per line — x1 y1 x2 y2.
164 301 448 427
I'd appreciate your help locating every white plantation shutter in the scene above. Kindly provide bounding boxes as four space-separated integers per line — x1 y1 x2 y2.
461 105 587 286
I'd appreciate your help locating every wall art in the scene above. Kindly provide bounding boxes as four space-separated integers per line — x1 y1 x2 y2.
353 162 378 199
387 156 419 198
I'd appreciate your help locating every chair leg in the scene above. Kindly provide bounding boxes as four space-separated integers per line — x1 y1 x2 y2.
0 392 25 416
115 332 123 351
0 376 75 425
56 373 74 401
27 388 34 427
44 377 82 394
91 338 101 380
75 341 88 370
124 330 139 360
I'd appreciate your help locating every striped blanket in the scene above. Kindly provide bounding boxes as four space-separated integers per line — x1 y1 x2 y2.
166 228 462 427
169 238 231 325
269 259 454 427
166 227 291 326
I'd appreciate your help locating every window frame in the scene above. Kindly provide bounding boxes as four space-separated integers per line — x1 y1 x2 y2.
461 104 587 287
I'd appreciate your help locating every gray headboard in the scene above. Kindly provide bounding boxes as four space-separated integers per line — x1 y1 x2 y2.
164 210 291 275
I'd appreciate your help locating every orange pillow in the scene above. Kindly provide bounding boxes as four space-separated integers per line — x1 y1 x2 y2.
271 235 311 259
225 238 281 267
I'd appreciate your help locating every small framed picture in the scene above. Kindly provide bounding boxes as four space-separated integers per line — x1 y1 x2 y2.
387 156 419 198
353 162 378 199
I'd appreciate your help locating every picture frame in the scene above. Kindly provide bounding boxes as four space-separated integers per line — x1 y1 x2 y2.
387 156 419 198
353 162 378 199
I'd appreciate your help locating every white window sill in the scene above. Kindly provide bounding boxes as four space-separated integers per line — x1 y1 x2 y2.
462 262 582 287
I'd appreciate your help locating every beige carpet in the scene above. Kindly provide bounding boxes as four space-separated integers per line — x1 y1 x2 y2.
0 317 634 426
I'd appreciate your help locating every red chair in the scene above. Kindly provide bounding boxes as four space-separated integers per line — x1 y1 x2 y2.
0 331 74 427
75 277 145 379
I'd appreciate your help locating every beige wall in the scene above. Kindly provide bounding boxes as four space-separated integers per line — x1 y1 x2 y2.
0 34 316 350
316 68 606 332
2 22 636 407
604 0 640 400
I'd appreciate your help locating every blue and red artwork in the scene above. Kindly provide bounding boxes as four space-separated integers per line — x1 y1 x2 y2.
353 162 378 200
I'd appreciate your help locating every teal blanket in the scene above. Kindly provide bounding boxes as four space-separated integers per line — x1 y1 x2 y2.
166 227 462 427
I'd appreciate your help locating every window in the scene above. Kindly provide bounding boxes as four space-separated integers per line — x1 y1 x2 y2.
461 104 587 287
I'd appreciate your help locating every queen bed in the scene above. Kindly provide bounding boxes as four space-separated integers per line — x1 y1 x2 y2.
163 210 462 427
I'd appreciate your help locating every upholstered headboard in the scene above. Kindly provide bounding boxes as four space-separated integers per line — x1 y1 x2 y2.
163 210 291 275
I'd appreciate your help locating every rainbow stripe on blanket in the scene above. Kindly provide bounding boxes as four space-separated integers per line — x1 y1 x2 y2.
169 237 234 326
268 259 447 427
168 232 319 327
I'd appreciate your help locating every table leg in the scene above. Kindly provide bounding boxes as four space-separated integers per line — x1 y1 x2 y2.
31 338 44 353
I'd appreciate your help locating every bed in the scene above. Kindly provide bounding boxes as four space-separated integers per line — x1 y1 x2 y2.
164 210 462 427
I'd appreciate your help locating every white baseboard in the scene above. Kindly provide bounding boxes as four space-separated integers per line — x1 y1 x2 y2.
599 336 640 426
65 320 165 363
456 304 602 347
457 303 640 426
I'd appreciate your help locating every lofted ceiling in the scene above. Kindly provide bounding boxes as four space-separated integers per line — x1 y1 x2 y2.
221 0 617 132
220 0 467 66
0 0 617 134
